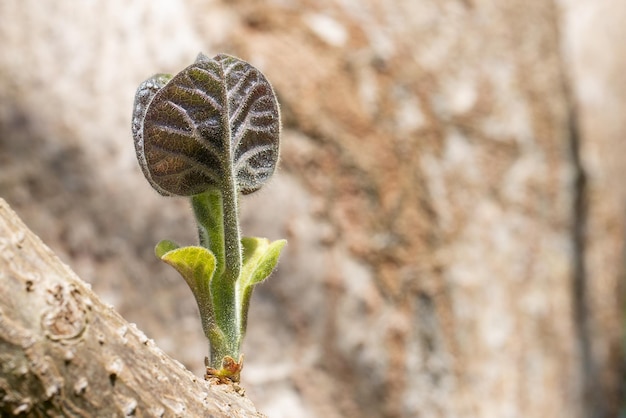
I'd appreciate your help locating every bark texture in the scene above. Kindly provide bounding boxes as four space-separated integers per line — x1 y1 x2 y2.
0 199 262 417
0 0 624 417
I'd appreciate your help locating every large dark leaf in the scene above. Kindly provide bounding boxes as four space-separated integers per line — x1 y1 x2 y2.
132 53 281 196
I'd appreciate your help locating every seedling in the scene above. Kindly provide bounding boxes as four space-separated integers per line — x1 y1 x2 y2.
132 53 285 382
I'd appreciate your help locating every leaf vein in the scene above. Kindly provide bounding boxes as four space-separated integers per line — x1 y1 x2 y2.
174 84 223 113
150 143 223 182
189 66 222 85
150 122 194 139
234 144 275 171
161 100 196 130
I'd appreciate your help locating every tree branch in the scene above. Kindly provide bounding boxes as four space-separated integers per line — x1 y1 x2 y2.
0 198 264 417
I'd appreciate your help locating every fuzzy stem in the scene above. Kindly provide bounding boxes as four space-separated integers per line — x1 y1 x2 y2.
191 182 242 370
193 189 225 278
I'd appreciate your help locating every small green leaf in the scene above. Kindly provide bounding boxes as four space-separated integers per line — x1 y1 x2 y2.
159 246 216 296
159 246 218 346
155 239 180 258
240 237 287 288
236 237 286 338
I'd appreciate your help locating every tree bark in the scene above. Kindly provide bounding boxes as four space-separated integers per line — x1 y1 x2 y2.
0 199 262 417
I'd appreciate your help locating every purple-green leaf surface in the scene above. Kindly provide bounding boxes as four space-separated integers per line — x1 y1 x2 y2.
133 53 281 197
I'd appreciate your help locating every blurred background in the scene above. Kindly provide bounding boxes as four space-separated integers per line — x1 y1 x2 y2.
0 1 624 417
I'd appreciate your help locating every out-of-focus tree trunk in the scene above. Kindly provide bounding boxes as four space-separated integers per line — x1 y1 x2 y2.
0 0 623 417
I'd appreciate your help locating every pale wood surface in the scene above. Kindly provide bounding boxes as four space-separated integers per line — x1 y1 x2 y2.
0 198 263 417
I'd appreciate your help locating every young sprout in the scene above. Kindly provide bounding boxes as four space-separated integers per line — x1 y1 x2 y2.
132 53 285 382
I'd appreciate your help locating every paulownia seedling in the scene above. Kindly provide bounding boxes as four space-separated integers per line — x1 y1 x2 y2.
132 53 286 383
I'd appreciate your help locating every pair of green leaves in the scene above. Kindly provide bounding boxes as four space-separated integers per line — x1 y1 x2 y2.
154 235 285 383
155 237 286 338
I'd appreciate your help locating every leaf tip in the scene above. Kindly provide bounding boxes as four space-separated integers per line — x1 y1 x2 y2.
195 52 211 63
155 239 180 258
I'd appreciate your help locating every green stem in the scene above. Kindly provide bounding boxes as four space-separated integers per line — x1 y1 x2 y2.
192 189 225 278
191 181 242 369
237 285 254 349
221 172 242 289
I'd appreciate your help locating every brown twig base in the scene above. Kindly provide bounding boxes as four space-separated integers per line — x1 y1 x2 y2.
205 354 244 384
